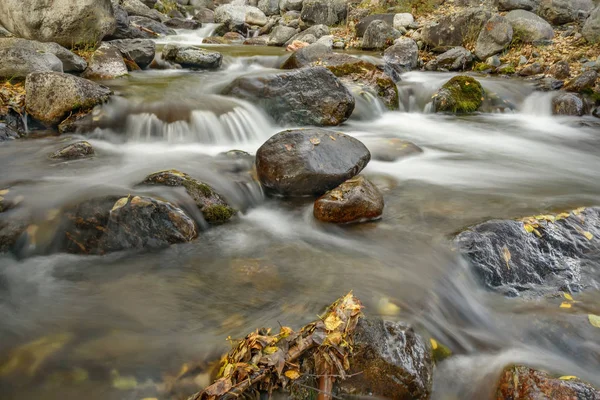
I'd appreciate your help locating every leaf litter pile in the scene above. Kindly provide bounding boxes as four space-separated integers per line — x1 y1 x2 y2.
191 291 363 400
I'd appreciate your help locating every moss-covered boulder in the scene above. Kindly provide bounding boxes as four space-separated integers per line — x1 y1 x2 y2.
141 169 235 224
432 75 484 114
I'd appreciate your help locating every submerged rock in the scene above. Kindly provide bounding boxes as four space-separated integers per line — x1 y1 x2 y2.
222 67 355 126
255 128 370 196
455 207 600 295
0 38 87 72
552 93 584 116
49 141 95 160
432 75 484 114
162 44 223 69
363 137 423 162
141 169 235 224
82 43 129 80
314 176 383 223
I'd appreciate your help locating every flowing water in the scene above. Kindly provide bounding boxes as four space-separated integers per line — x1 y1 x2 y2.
2 31 600 400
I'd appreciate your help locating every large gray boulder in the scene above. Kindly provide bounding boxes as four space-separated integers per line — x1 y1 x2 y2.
355 14 395 37
268 26 298 46
383 37 419 80
426 46 474 71
258 0 280 16
0 38 86 72
0 48 62 79
108 39 156 69
122 0 168 22
538 0 594 24
583 6 600 44
362 20 402 50
82 43 128 80
422 8 491 48
222 67 355 126
285 24 329 45
498 0 539 11
105 4 145 40
505 10 554 42
300 0 347 27
215 4 268 29
280 0 303 11
474 15 513 60
0 0 116 48
25 72 112 126
162 44 223 69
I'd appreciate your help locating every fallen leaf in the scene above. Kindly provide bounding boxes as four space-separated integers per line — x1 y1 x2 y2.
324 314 343 331
559 302 572 309
279 326 293 338
563 293 574 301
502 245 511 269
0 189 9 195
430 338 438 350
284 370 300 380
588 314 600 328
524 224 534 233
559 376 577 380
204 378 233 396
310 138 321 145
583 231 593 240
263 346 279 355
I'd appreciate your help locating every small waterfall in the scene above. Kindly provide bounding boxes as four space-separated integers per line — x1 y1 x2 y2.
351 90 386 120
521 92 554 117
153 23 221 45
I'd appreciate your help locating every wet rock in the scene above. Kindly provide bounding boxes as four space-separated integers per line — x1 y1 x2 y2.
548 60 570 79
25 72 112 126
105 5 144 40
285 24 329 45
422 8 491 48
433 75 484 113
281 42 351 68
122 0 167 22
215 4 268 32
363 137 423 162
475 15 513 60
141 169 235 224
0 212 28 253
255 128 370 196
268 26 298 46
258 0 279 16
583 6 600 44
0 123 19 142
355 14 395 37
393 13 414 30
495 365 600 399
299 0 347 27
0 0 115 48
165 17 202 29
0 48 62 80
313 176 383 223
57 112 96 134
82 43 129 80
383 37 419 80
162 44 223 69
280 0 304 12
565 70 598 92
222 67 355 126
194 8 215 23
108 39 156 69
518 62 545 76
338 318 433 400
552 93 584 116
505 10 554 42
455 207 600 295
538 0 594 25
362 20 402 50
129 16 177 37
49 141 95 160
498 0 538 11
426 46 474 71
535 77 565 91
224 32 245 42
0 38 87 73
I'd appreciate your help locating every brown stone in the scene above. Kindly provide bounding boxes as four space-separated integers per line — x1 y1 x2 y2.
314 176 383 223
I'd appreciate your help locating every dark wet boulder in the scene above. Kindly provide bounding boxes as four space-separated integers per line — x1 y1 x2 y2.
313 176 383 223
538 0 594 25
383 37 419 80
548 60 570 80
104 4 143 40
565 70 598 93
129 16 177 37
422 8 491 48
498 0 538 11
455 207 600 295
355 13 395 37
285 24 329 45
25 72 112 126
475 15 513 60
165 17 202 29
362 137 423 162
0 38 86 73
583 6 600 44
162 44 223 69
299 0 347 27
432 75 484 114
255 129 370 196
362 20 402 50
0 212 28 253
505 10 554 42
49 141 95 160
267 26 298 46
426 46 474 71
495 365 600 399
108 39 156 69
552 93 585 116
82 43 129 80
141 169 235 224
222 67 355 126
338 318 433 400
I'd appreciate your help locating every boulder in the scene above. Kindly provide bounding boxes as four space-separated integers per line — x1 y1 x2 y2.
255 128 370 196
518 62 545 76
82 43 128 80
0 0 116 47
355 14 395 37
426 46 474 71
393 13 414 30
285 24 329 45
422 8 491 48
49 141 95 160
122 0 167 22
105 4 146 40
339 318 433 399
194 8 215 23
433 75 484 113
496 365 600 399
548 60 570 79
268 26 298 46
505 10 554 42
222 67 355 126
498 0 538 11
25 72 112 126
0 48 62 80
313 176 383 223
0 38 86 72
583 6 600 44
108 39 156 69
281 42 347 68
60 195 197 254
383 37 419 80
0 212 28 253
165 18 202 29
162 44 223 69
280 0 304 12
552 93 584 116
538 0 594 25
455 207 600 295
362 20 402 50
258 0 280 15
129 16 177 37
475 15 513 60
281 10 301 27
565 70 598 92
300 0 347 27
215 4 268 31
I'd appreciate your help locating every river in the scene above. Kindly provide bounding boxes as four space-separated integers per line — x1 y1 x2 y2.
1 28 600 400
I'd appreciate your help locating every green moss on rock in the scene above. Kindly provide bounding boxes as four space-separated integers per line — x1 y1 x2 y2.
432 75 484 114
499 65 516 74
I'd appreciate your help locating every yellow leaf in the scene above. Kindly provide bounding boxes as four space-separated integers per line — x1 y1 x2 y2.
588 314 600 328
559 302 572 309
326 331 343 346
583 231 593 240
524 224 534 233
263 346 279 355
0 189 9 195
430 338 438 350
559 376 577 380
111 370 138 390
502 245 511 269
285 370 300 380
279 326 293 338
309 138 321 145
324 314 343 331
563 293 574 301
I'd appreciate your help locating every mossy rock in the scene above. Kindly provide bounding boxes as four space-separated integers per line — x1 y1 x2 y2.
141 169 235 224
432 75 484 114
